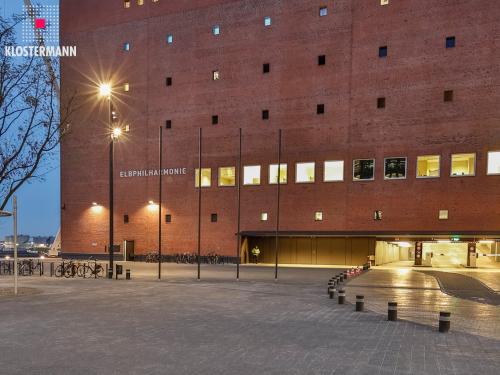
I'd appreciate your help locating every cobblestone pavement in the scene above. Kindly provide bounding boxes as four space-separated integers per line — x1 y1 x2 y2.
0 265 499 375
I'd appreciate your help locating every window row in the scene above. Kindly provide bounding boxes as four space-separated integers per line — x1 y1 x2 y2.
194 152 500 187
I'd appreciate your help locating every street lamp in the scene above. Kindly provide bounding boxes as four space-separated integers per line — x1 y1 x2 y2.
0 196 18 295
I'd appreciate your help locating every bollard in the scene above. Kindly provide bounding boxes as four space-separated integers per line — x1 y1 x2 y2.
343 271 348 280
107 265 112 279
339 274 344 282
388 302 397 321
355 295 364 312
338 288 345 304
439 312 451 333
329 286 336 299
50 262 54 277
126 269 131 280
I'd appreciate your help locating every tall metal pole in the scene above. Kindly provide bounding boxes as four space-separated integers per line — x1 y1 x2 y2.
274 129 282 280
158 126 163 279
236 128 242 280
13 196 18 295
197 128 202 280
108 98 114 279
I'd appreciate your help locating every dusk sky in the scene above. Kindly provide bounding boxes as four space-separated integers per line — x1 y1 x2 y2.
0 0 60 239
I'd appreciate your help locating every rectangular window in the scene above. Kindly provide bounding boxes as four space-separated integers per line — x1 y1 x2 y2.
213 70 220 80
167 34 173 44
269 164 287 184
451 153 475 176
377 97 386 109
264 16 272 26
262 110 269 120
243 165 261 185
374 210 382 220
212 115 219 125
417 155 440 178
124 214 129 224
381 0 389 5
487 151 500 175
124 83 130 92
353 159 375 181
261 212 268 221
123 42 130 51
211 213 218 222
296 162 315 183
124 0 130 8
438 210 449 220
195 168 211 187
218 167 236 186
384 157 407 179
165 214 172 223
319 7 328 17
165 120 172 129
212 25 220 35
166 77 172 86
315 212 323 221
317 104 325 114
379 46 388 58
263 63 270 74
137 0 144 5
324 161 344 182
446 36 456 48
318 55 326 65
444 90 454 102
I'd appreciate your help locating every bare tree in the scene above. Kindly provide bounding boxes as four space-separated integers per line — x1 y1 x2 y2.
0 13 75 210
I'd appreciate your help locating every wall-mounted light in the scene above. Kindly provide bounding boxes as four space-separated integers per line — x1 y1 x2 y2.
91 202 103 213
147 200 159 211
478 240 495 244
396 242 412 248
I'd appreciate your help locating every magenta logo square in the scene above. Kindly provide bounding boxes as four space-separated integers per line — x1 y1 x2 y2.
35 18 46 29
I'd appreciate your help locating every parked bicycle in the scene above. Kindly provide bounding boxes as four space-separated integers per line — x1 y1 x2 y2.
77 259 105 278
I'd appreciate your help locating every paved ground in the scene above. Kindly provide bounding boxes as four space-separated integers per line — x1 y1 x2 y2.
0 265 499 374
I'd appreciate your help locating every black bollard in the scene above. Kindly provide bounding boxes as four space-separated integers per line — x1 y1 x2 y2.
339 274 344 282
329 286 336 299
126 269 131 280
388 302 397 321
355 295 364 312
338 288 345 304
439 312 451 333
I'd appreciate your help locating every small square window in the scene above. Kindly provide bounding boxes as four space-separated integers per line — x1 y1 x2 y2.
263 63 270 74
211 213 218 222
384 157 407 179
166 77 172 86
317 104 325 114
315 212 323 221
438 210 449 220
218 167 236 187
379 46 388 58
318 55 326 65
213 70 220 80
212 115 219 125
487 151 500 175
353 159 375 181
195 168 211 187
444 90 454 102
167 34 173 44
374 210 382 220
123 42 130 51
451 153 475 176
324 161 344 182
165 120 172 129
269 164 287 184
381 0 389 5
446 36 455 49
243 165 261 185
212 25 220 36
137 0 144 5
165 214 172 223
261 212 268 221
377 97 386 109
296 162 315 183
264 16 272 26
124 0 130 8
124 83 130 92
124 214 129 224
319 7 328 17
417 155 440 178
262 110 269 120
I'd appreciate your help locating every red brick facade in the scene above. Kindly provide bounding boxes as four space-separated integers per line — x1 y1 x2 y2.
60 0 500 259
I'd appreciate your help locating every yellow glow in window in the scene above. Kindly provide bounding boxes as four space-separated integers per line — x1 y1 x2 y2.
451 153 475 176
195 168 211 187
269 164 287 184
417 155 440 178
218 167 235 186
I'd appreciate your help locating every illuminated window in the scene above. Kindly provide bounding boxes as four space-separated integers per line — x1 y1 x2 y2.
263 63 270 74
153 0 159 3
243 166 261 185
451 153 475 176
124 0 130 8
374 211 382 220
439 210 449 220
377 97 386 109
218 167 236 186
417 155 440 178
124 83 130 92
319 7 328 17
318 55 326 65
444 90 454 102
324 161 344 182
315 212 323 221
213 70 220 80
264 16 272 26
353 159 375 181
379 46 388 58
446 36 455 48
384 157 407 179
123 42 130 51
167 34 173 44
381 0 389 5
487 151 500 175
261 213 268 221
212 25 220 35
195 168 211 187
269 164 287 184
296 162 315 183
137 0 144 5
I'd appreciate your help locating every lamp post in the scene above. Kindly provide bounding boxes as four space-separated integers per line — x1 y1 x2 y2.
0 196 17 295
99 83 121 279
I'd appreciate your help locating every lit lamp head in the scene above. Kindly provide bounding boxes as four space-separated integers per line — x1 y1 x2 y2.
111 127 122 140
98 83 112 98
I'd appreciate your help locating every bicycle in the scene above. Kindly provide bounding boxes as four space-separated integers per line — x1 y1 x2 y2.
55 260 78 278
77 259 105 278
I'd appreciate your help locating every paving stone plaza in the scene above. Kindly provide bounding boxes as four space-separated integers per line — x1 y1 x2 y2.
0 264 499 374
